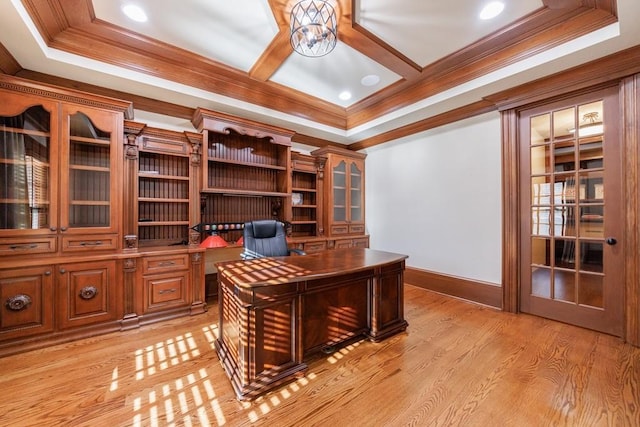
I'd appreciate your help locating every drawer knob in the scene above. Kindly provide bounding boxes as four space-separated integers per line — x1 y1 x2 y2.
79 286 99 300
5 294 32 311
159 288 177 294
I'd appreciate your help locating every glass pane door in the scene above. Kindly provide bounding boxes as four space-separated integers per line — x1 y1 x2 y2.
350 161 362 222
332 160 346 222
0 106 51 231
66 112 112 228
521 87 623 336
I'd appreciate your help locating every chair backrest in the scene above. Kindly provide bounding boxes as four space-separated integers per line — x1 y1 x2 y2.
242 219 289 259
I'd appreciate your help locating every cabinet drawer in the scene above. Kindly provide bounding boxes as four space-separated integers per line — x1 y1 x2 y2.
330 225 349 235
141 136 189 155
144 272 188 312
352 237 370 248
0 237 56 256
303 241 327 253
334 239 353 249
143 254 189 274
62 235 118 252
349 224 365 234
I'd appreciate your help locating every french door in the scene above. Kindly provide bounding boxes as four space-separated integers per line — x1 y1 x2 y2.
518 86 623 336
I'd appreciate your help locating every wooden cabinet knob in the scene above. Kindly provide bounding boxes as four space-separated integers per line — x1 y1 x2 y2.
79 286 98 300
5 294 32 311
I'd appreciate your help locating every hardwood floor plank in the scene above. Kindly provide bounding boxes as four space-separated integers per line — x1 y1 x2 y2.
1 285 639 426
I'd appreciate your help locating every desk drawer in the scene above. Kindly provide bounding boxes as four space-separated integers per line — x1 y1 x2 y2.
143 254 189 274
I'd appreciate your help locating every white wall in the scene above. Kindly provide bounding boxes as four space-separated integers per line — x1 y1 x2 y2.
365 112 502 285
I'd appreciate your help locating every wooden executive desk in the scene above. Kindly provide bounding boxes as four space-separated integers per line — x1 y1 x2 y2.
214 248 409 400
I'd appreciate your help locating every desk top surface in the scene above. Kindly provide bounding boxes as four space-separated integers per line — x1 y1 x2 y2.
216 248 408 288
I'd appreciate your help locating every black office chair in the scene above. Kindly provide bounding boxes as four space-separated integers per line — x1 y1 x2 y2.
241 219 306 259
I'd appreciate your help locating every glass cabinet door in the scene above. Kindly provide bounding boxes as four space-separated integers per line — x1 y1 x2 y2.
332 159 347 222
350 161 363 222
61 106 117 232
0 105 53 233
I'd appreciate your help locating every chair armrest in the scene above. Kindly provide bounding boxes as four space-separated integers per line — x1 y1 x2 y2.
289 248 306 256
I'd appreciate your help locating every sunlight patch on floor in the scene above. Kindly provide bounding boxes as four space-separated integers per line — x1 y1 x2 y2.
126 366 226 427
135 332 200 380
327 340 362 364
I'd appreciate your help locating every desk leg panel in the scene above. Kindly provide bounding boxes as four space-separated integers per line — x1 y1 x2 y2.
216 278 307 400
368 261 408 342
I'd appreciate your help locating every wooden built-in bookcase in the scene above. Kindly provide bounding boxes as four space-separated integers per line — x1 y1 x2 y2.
0 75 368 357
124 123 202 248
0 76 206 358
288 151 327 252
192 108 293 245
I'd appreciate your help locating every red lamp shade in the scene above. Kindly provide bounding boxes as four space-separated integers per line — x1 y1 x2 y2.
199 233 228 248
236 236 244 246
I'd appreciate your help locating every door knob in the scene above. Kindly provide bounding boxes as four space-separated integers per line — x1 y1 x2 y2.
606 237 617 245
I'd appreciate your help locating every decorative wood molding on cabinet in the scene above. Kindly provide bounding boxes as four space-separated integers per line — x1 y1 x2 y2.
192 108 294 146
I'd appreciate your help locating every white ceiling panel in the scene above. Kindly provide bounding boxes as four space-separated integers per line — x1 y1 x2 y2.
92 0 279 72
271 41 401 107
358 0 543 66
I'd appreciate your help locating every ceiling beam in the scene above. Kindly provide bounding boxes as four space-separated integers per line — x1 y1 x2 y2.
337 0 421 80
0 42 21 75
248 0 292 82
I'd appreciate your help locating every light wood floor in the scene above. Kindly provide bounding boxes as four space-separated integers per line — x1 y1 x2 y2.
1 285 639 427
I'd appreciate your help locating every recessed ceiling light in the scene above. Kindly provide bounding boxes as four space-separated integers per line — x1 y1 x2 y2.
361 74 380 87
479 1 504 20
122 4 148 22
339 91 352 101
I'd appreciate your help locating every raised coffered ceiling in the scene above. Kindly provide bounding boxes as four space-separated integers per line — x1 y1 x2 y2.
0 0 636 149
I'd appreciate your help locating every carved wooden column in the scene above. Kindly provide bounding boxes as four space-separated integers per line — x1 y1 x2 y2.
123 120 146 250
315 154 326 236
120 121 145 330
120 257 140 330
190 251 206 314
185 131 202 246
